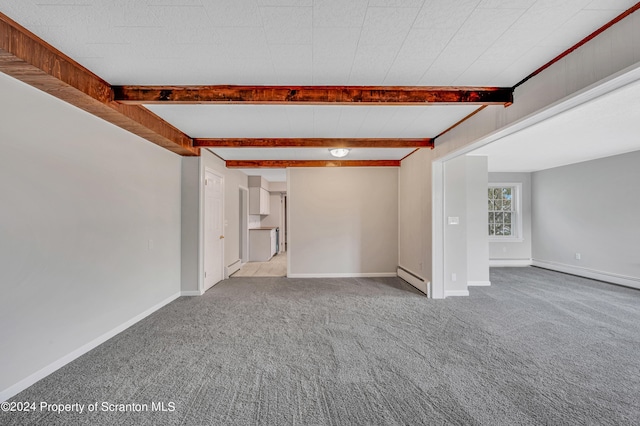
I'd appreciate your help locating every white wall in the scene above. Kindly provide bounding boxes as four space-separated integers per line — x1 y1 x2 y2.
288 168 398 277
532 151 640 289
444 156 469 296
488 172 532 266
0 73 182 400
466 156 489 286
398 149 432 281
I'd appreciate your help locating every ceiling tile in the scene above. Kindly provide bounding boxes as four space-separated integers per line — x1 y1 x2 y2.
312 0 368 27
312 27 360 84
585 0 638 10
357 108 396 137
359 7 419 47
377 107 425 138
260 6 313 44
413 0 481 30
368 0 425 7
349 44 398 85
383 28 453 85
201 0 263 27
538 9 623 49
269 44 313 85
445 8 525 48
312 27 360 58
284 106 315 136
403 106 480 137
312 107 343 137
477 0 534 8
257 0 313 6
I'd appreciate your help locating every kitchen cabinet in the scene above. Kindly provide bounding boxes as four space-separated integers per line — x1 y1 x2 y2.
249 228 276 261
249 187 270 215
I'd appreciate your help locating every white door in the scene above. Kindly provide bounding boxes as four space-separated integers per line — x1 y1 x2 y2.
204 171 224 291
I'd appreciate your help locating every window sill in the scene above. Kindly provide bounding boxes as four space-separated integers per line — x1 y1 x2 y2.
489 237 524 243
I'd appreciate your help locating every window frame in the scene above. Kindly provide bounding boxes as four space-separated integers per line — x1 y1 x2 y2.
488 182 523 242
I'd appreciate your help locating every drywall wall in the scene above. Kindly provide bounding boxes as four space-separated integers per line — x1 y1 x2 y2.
181 150 248 292
488 172 532 266
532 151 640 289
0 73 182 399
181 157 201 294
288 167 398 277
443 156 469 296
466 156 490 286
398 149 432 281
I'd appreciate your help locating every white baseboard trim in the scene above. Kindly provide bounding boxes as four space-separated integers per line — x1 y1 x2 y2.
468 281 491 287
444 290 470 297
181 290 204 296
0 291 181 402
532 259 640 290
397 267 429 296
226 259 242 277
287 272 397 278
489 259 532 267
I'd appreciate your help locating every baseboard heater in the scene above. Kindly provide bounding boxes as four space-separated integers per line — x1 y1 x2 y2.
226 259 242 277
397 266 430 297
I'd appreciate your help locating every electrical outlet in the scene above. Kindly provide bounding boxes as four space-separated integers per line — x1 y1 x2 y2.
148 239 154 250
575 253 581 260
451 273 457 282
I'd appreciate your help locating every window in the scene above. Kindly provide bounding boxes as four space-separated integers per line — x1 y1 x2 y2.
488 183 522 240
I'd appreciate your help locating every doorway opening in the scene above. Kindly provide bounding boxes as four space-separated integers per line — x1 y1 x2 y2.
239 186 249 265
204 169 224 291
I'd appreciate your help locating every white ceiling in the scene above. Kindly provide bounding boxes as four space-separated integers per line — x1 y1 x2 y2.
1 0 638 179
470 76 640 172
1 0 634 86
144 104 479 138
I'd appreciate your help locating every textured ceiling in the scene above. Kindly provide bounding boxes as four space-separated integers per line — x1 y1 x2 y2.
1 0 638 178
470 76 640 172
1 0 634 86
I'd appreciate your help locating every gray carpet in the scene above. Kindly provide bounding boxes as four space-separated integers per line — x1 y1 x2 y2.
3 267 640 425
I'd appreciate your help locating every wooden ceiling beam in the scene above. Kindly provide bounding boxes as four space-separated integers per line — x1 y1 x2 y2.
113 85 513 105
194 138 434 149
0 12 198 156
225 160 401 168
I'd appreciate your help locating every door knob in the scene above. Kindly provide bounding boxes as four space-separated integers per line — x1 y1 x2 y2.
219 235 224 239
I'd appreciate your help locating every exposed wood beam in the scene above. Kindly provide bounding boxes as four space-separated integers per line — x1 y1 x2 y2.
0 12 198 156
113 85 513 105
194 138 433 149
226 160 401 168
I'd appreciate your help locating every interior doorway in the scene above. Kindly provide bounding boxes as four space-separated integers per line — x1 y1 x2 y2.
239 186 249 264
283 194 287 252
204 169 224 291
